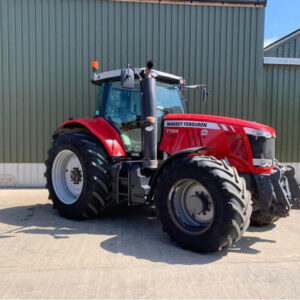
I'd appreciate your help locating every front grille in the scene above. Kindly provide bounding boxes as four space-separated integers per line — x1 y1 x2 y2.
247 135 275 166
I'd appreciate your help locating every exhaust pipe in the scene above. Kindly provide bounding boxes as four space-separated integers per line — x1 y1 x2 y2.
140 61 158 169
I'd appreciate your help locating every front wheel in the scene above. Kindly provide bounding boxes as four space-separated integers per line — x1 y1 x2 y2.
155 156 252 253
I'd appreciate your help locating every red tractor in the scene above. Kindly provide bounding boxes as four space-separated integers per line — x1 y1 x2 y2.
45 61 300 253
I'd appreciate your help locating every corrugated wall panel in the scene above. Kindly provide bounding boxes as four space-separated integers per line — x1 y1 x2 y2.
0 0 264 163
263 65 300 162
263 30 300 162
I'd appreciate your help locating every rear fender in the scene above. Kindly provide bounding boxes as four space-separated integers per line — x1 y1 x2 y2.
148 147 209 201
53 117 126 157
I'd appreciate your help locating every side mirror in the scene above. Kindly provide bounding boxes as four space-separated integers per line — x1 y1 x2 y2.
121 67 135 89
202 87 208 103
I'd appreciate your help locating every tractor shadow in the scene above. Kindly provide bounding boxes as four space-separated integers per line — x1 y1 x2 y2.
0 203 276 265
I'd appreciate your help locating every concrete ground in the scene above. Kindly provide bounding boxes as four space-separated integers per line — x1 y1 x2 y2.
0 189 299 299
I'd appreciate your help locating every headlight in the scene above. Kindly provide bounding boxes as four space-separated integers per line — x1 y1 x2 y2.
244 127 272 138
246 130 275 167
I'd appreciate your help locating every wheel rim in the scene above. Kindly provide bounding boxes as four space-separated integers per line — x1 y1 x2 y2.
168 179 215 234
52 150 83 205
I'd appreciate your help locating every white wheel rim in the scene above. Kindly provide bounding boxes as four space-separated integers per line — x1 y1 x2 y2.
52 150 83 205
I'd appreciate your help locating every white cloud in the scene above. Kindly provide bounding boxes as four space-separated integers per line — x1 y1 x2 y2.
264 37 278 48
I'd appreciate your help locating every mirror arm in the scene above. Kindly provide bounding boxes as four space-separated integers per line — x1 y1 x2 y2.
128 64 143 81
181 84 207 90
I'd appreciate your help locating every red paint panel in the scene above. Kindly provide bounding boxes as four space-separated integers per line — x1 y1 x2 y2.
61 117 126 157
160 114 276 174
164 114 276 137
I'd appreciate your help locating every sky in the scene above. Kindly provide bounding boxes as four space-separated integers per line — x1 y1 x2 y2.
264 0 300 47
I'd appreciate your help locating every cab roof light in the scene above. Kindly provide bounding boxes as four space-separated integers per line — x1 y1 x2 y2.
92 61 99 72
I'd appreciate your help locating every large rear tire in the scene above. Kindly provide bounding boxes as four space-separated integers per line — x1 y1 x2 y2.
155 156 252 253
45 132 112 219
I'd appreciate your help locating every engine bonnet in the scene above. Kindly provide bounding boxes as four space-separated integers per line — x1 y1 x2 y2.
164 114 276 137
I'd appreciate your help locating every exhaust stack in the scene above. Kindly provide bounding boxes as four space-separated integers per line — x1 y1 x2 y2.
140 61 158 169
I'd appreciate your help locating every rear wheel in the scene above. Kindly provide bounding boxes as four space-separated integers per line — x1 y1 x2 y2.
45 132 112 219
155 156 252 253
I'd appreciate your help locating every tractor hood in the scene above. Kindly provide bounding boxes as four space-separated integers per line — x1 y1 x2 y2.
160 114 276 174
163 114 276 137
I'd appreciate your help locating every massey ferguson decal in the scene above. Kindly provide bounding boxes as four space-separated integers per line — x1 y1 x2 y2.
164 120 220 130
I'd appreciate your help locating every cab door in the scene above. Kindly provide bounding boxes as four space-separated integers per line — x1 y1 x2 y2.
103 80 142 153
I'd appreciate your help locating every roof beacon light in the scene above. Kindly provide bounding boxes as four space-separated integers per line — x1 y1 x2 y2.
92 61 99 72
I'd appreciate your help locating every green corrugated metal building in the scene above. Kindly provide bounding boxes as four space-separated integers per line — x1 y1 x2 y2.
0 0 298 186
263 29 300 177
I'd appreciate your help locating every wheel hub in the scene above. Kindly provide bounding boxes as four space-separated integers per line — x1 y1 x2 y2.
168 179 215 233
186 192 211 218
69 167 82 185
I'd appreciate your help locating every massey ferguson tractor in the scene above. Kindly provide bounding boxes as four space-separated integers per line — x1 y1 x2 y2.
45 61 300 253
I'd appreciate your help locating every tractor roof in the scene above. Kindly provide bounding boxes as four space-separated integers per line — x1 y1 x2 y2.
92 68 184 85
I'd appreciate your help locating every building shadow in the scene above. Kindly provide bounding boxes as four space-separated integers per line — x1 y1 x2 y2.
0 203 276 265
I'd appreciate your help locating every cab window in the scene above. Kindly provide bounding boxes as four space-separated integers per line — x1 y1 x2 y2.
95 84 104 116
104 80 142 153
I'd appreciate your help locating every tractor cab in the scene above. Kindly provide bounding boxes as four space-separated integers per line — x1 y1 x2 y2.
92 66 186 154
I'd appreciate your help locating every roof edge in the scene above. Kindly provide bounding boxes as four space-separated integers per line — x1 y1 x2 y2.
92 68 184 85
112 0 266 7
264 28 300 52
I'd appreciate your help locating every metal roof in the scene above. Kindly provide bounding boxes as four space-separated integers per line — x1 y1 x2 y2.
92 68 184 85
264 29 300 52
